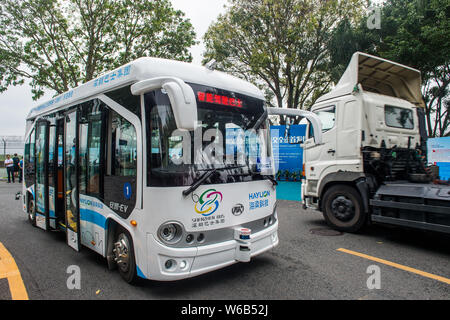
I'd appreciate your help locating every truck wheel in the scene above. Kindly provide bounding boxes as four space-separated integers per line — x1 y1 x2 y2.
322 185 366 233
113 227 139 284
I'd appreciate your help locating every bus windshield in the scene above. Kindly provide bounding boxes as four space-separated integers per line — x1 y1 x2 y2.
145 83 272 187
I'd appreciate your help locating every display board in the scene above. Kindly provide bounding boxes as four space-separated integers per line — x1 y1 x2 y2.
428 137 450 180
270 125 306 181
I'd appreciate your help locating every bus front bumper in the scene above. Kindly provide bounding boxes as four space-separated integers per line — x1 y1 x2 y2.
144 222 278 281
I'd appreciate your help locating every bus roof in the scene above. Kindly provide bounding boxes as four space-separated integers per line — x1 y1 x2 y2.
27 57 264 120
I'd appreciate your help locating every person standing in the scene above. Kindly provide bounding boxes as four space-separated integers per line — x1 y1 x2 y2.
19 156 23 183
12 153 20 178
5 154 14 183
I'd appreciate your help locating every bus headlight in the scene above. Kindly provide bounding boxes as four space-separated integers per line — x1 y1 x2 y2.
158 222 183 244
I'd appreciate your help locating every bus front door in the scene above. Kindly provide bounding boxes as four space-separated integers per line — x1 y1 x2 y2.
64 110 81 251
35 120 50 231
55 119 65 228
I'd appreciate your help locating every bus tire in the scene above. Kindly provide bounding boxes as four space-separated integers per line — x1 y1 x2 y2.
28 198 36 227
113 226 139 284
322 185 366 233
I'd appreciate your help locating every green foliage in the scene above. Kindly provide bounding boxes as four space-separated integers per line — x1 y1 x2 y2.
0 0 197 100
203 0 366 119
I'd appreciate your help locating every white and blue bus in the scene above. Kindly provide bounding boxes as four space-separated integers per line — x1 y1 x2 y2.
23 57 279 283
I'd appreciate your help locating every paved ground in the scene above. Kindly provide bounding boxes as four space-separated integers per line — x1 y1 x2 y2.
0 181 449 300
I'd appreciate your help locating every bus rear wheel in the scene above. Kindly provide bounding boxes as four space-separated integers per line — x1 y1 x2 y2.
28 198 36 227
113 227 139 284
322 185 366 233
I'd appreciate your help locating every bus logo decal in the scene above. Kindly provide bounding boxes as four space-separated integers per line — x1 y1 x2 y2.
231 204 244 216
194 189 223 216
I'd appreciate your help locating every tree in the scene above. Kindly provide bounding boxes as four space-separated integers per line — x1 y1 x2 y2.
328 0 450 137
203 0 366 123
0 0 197 100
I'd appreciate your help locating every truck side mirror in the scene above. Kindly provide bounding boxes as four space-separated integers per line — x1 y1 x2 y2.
131 77 198 131
301 137 315 148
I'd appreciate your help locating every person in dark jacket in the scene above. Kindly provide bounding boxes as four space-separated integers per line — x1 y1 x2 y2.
19 156 23 183
12 153 20 178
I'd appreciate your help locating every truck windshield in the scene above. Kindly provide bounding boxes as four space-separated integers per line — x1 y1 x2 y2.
145 83 272 187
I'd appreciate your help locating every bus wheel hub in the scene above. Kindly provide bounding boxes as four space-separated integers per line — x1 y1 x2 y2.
113 235 130 272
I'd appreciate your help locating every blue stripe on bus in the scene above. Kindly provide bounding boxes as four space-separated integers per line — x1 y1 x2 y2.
80 208 107 229
137 266 147 279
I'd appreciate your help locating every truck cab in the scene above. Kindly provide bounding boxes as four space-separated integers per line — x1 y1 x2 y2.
301 52 450 233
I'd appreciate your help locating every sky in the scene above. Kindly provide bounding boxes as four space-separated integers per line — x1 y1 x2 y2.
0 0 228 137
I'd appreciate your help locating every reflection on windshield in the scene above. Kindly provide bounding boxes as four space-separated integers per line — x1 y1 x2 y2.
145 85 272 187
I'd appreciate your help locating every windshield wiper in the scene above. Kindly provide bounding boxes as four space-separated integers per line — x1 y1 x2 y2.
249 170 278 186
182 165 245 197
182 108 269 197
266 174 278 186
251 108 268 132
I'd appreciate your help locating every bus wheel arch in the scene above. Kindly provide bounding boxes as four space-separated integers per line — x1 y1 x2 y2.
105 218 139 284
114 225 139 284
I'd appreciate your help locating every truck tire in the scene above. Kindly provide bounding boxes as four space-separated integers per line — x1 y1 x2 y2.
322 185 366 233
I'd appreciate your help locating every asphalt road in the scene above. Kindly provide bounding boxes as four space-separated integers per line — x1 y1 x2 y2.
0 181 449 300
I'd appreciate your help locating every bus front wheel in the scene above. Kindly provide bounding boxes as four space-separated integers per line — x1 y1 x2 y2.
322 185 366 233
113 227 139 284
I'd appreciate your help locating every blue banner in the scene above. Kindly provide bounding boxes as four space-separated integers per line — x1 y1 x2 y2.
270 125 306 181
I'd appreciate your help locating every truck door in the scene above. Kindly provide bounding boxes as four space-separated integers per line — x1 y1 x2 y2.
303 105 338 180
64 110 80 251
35 120 50 231
335 100 362 160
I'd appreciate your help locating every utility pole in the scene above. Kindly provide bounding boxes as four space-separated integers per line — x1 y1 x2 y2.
1 138 6 158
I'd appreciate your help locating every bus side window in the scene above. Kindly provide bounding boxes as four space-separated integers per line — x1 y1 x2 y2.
104 110 137 218
110 112 137 177
24 133 30 166
25 129 35 188
79 99 104 199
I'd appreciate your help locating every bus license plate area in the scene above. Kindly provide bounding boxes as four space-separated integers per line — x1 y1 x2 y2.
234 227 251 262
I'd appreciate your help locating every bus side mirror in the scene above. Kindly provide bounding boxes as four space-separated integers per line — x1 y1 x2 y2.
162 81 197 131
131 77 198 131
